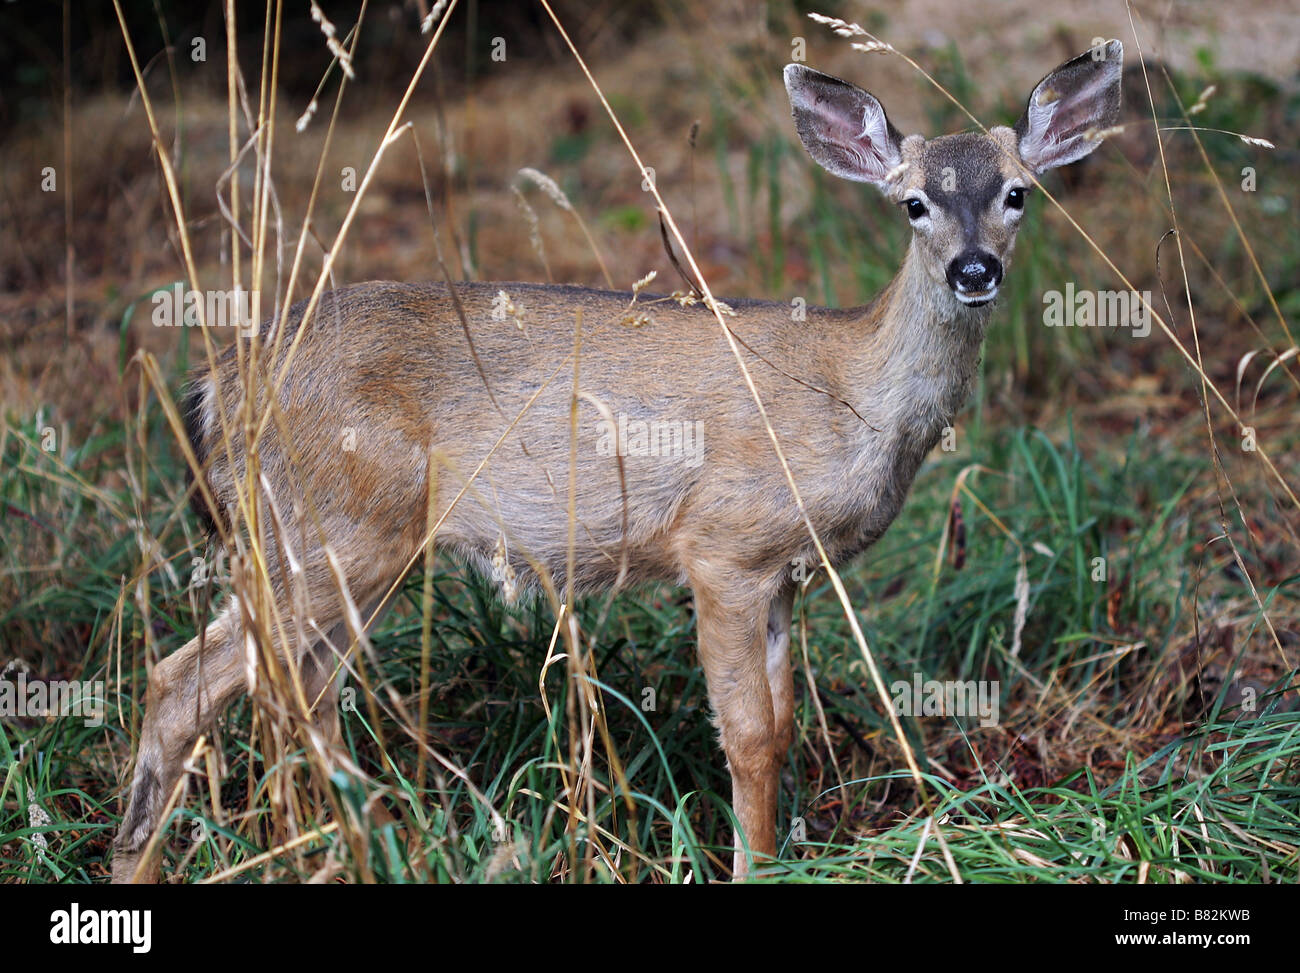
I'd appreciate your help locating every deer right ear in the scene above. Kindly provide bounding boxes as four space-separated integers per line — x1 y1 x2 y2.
784 64 903 187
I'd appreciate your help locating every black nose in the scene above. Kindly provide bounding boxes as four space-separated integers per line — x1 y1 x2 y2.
946 249 1003 295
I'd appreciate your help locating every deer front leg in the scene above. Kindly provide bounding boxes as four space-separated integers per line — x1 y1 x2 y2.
113 603 246 883
760 585 796 857
767 585 796 762
690 573 782 878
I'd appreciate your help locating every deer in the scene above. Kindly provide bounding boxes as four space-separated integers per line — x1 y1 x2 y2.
112 41 1123 882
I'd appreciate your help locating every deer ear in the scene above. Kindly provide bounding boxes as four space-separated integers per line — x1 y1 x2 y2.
1016 40 1124 173
784 64 903 186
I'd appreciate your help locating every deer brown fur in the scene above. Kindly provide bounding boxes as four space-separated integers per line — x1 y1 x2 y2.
113 42 1123 882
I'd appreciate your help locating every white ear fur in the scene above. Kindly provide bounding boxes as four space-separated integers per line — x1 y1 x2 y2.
1016 40 1124 173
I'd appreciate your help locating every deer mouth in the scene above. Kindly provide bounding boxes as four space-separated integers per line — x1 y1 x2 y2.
954 286 998 307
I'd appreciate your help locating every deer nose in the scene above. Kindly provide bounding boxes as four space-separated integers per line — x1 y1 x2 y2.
946 249 1003 298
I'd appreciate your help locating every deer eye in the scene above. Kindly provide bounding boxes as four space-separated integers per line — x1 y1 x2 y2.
1005 187 1026 210
905 198 928 220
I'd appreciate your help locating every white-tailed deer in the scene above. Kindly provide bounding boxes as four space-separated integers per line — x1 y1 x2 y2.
113 42 1123 881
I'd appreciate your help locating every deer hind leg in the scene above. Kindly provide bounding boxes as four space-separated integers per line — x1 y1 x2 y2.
690 570 783 879
301 621 349 750
301 598 413 843
300 597 390 751
112 556 390 884
112 601 248 884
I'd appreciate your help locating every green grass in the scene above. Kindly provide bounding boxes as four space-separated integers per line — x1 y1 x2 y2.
3 377 1296 881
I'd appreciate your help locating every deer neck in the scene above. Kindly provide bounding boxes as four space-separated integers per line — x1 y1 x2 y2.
845 240 993 441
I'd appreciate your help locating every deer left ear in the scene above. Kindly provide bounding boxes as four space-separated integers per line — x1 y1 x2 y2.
1016 40 1124 174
